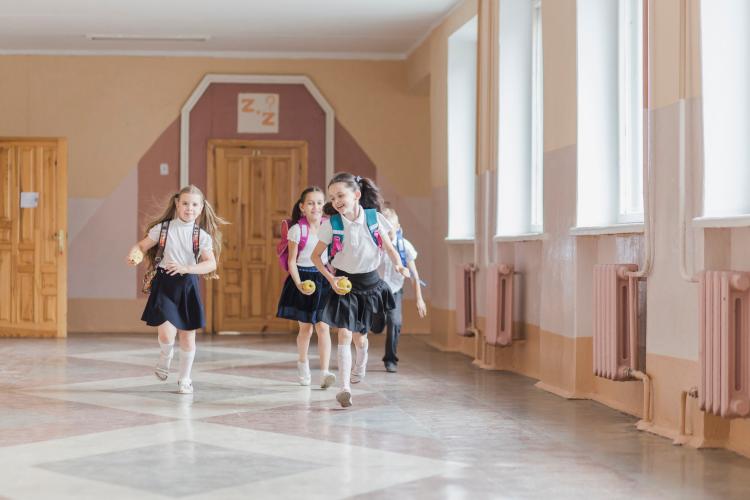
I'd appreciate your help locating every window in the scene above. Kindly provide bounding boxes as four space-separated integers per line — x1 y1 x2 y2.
447 16 478 240
700 1 750 217
496 0 544 236
576 0 644 228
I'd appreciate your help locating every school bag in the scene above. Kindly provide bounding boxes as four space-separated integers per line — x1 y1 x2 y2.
328 208 382 259
277 216 328 272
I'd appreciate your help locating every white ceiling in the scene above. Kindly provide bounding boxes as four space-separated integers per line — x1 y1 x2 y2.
0 0 463 59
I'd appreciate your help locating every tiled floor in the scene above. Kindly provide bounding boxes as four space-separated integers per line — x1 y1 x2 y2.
2 332 750 499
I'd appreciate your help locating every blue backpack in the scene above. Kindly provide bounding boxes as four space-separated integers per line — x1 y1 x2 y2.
328 208 382 259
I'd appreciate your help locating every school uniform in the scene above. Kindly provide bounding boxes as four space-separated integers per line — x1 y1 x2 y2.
373 236 418 365
141 217 212 331
276 221 331 323
317 206 396 333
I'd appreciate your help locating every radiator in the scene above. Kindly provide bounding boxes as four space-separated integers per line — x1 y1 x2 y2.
455 264 478 337
593 264 639 381
699 271 750 418
486 264 513 346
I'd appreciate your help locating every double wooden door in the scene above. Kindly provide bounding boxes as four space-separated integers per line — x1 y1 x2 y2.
0 139 67 338
208 140 307 333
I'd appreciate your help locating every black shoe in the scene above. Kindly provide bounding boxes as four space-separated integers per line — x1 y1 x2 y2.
384 362 398 373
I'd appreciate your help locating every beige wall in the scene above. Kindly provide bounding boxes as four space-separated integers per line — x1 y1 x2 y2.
0 55 432 332
411 0 750 457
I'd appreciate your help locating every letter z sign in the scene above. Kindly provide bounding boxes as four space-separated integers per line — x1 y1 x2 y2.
238 93 279 133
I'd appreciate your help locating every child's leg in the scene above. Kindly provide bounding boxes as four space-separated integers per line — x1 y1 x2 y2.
336 328 353 407
383 291 403 369
177 330 196 391
316 322 336 389
155 322 177 380
351 333 369 383
296 322 313 386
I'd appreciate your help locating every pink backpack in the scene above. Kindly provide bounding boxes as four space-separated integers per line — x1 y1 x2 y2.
277 217 327 272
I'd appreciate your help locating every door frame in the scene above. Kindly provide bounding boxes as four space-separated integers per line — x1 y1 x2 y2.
206 139 308 334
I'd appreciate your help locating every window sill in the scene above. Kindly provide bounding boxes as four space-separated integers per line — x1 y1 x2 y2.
444 237 475 245
569 223 644 236
692 215 750 229
493 233 546 243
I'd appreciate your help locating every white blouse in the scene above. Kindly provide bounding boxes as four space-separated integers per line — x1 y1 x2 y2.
147 218 213 269
287 222 328 268
317 206 393 274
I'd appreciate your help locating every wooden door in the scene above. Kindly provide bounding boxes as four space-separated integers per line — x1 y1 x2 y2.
208 140 307 333
0 139 67 338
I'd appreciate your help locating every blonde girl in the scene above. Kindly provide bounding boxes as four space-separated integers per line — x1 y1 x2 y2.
126 185 227 395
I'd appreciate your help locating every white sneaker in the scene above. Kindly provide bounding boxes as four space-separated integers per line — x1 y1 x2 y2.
177 379 193 394
320 371 336 389
336 389 352 408
297 361 311 386
154 354 173 381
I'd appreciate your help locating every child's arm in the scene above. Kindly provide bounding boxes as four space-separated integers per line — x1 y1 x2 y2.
311 241 347 295
164 249 216 276
407 259 427 318
380 236 410 279
287 241 312 295
126 237 157 265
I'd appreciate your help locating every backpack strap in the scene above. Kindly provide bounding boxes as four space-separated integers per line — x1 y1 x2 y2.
329 214 344 260
297 217 310 253
395 228 408 266
364 208 383 248
192 223 201 263
154 220 170 266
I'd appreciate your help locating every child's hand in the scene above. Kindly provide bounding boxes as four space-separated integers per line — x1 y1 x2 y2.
164 261 189 276
297 280 316 295
332 277 351 295
126 247 143 266
416 297 427 318
396 264 410 279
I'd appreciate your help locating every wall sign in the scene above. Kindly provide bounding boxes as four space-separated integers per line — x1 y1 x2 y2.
238 93 279 133
20 192 39 208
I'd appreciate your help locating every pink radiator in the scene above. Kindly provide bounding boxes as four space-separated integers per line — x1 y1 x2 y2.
593 264 639 381
455 264 477 337
486 264 513 346
699 271 750 418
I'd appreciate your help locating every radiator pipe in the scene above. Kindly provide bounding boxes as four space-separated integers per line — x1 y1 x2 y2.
674 387 699 445
626 368 653 426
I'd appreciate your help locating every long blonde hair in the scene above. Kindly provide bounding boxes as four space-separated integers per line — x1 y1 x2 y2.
143 185 228 279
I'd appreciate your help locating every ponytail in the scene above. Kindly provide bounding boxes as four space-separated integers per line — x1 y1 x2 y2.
327 172 383 212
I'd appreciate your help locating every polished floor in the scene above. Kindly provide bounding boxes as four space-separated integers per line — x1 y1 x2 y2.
2 333 750 499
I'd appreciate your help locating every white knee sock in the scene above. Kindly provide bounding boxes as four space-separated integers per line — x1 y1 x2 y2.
337 344 352 390
159 341 174 359
178 349 196 382
355 337 369 367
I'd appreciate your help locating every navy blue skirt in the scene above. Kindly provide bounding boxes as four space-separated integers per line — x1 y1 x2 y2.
141 268 205 330
319 270 395 334
277 267 331 324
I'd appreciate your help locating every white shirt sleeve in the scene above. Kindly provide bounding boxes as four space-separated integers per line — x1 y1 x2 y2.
199 229 213 254
376 212 393 234
317 219 333 245
403 238 418 262
287 224 301 244
147 223 162 242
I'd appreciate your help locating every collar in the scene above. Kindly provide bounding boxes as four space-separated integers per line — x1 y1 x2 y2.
172 217 195 227
341 204 365 226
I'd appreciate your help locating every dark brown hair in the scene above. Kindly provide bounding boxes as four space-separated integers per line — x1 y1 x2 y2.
327 172 384 212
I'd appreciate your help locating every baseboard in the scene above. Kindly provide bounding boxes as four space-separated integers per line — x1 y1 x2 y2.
534 381 586 400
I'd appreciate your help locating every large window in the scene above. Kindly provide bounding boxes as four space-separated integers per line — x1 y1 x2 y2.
576 0 643 228
496 0 543 236
447 17 478 240
700 1 750 217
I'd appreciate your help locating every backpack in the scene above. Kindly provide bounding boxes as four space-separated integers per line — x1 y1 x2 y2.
395 228 408 266
328 208 382 260
277 217 328 272
142 221 201 294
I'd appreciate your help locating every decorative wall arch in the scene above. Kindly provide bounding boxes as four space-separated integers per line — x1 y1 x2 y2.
179 73 335 186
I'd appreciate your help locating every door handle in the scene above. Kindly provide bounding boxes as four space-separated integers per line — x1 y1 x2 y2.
56 229 65 255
